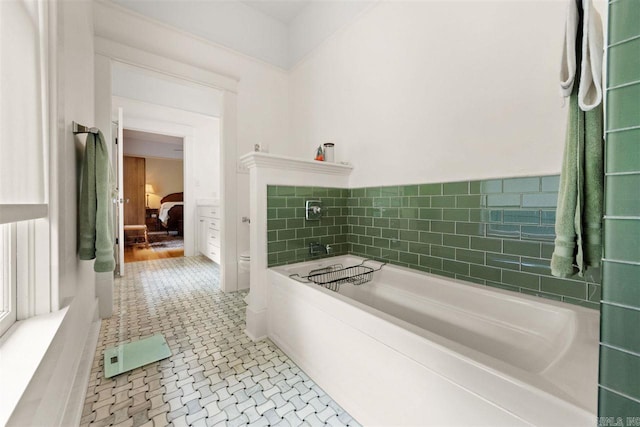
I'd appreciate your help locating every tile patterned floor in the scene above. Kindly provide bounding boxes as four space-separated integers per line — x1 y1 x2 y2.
80 256 360 427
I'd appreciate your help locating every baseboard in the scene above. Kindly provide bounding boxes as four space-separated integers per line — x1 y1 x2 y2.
60 319 101 426
245 305 268 341
244 328 267 342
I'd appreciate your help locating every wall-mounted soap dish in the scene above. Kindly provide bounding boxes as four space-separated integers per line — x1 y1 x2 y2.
306 200 323 220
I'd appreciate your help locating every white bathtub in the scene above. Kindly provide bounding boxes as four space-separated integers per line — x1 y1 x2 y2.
267 256 599 426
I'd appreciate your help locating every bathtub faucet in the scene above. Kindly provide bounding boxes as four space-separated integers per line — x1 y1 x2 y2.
309 242 331 256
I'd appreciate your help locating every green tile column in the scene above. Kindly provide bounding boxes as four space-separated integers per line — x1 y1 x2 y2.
599 0 640 418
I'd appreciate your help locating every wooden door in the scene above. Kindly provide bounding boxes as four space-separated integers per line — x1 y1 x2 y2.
123 156 145 225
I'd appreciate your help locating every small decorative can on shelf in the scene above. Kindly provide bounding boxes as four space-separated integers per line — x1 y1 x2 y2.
323 142 335 162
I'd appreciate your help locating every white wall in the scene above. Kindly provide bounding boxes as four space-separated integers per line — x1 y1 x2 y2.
193 119 221 204
112 62 222 117
144 158 184 209
289 1 605 187
9 0 99 425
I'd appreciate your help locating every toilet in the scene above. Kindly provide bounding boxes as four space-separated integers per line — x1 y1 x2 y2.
238 251 250 291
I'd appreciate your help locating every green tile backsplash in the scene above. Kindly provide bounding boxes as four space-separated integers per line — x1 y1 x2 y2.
267 186 350 266
267 175 601 310
347 175 600 309
599 0 640 418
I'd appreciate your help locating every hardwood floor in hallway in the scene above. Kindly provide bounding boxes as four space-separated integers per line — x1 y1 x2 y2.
124 246 184 263
125 232 185 263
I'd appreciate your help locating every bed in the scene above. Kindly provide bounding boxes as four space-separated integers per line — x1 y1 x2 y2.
158 192 184 236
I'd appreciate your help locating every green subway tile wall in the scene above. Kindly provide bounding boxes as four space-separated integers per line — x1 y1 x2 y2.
267 186 350 266
599 0 640 418
347 176 600 309
267 177 601 309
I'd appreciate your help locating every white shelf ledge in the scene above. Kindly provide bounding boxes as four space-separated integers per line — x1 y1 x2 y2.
0 204 48 225
239 152 353 176
0 308 68 426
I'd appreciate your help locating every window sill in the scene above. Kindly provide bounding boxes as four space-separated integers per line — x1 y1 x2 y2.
0 307 68 426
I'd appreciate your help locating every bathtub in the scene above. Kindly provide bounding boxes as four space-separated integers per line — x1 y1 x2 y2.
267 255 599 426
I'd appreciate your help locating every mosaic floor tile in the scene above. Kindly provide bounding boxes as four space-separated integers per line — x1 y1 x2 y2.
81 256 359 427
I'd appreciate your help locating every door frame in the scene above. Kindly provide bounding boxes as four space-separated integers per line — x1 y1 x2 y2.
95 40 239 298
112 109 125 276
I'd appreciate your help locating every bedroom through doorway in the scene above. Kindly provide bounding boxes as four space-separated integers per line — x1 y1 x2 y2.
122 129 185 263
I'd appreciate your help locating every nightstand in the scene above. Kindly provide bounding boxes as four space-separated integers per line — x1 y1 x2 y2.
145 208 160 232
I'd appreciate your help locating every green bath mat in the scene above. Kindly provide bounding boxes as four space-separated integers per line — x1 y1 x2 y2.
103 334 171 378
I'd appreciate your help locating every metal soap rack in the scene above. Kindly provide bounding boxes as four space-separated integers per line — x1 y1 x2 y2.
290 259 386 292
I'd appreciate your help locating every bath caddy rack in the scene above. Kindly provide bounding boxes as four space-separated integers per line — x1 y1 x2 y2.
290 259 386 292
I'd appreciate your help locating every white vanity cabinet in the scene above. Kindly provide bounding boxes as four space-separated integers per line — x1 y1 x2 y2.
197 205 221 263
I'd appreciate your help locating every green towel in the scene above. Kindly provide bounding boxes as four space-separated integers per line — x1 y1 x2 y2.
79 131 115 273
551 87 604 278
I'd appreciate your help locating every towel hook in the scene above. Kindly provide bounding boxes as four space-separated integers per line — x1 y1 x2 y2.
73 121 99 135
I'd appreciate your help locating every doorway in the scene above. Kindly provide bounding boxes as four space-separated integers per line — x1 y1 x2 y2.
109 60 223 272
122 129 185 263
96 50 240 294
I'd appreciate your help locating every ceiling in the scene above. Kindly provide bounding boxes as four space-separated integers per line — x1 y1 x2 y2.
123 130 184 160
240 0 311 23
109 0 372 69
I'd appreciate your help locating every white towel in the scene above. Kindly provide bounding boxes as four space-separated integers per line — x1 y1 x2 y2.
560 0 604 110
578 0 604 111
560 0 579 98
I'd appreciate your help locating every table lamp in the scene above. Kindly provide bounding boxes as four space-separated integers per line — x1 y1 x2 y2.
145 184 155 208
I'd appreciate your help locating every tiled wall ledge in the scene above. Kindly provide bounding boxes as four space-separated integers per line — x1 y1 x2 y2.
267 175 601 310
242 152 353 341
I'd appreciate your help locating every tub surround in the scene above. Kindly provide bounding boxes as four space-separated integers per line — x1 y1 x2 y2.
268 256 598 425
267 175 600 309
249 154 601 423
240 152 353 340
267 186 350 266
